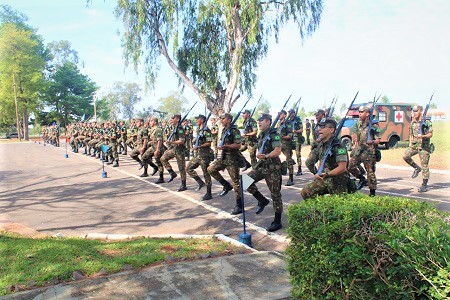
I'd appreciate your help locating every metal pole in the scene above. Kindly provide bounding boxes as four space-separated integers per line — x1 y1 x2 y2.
93 94 97 122
12 74 22 141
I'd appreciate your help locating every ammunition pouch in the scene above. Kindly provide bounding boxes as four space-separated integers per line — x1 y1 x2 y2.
299 135 305 145
375 148 382 162
281 161 288 176
347 178 358 194
429 143 435 154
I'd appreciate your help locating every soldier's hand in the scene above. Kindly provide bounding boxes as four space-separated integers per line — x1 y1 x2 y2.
314 174 325 181
154 150 159 157
256 153 265 160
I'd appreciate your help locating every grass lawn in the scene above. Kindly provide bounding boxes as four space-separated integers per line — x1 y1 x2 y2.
0 233 246 296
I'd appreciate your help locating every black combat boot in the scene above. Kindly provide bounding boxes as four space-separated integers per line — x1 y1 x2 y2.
357 176 368 190
254 191 270 215
242 159 251 172
266 212 282 232
113 161 119 167
83 148 88 155
412 166 422 178
285 174 294 186
155 172 165 184
149 162 158 176
193 176 205 191
177 180 187 192
107 157 114 165
218 179 233 196
96 152 101 159
167 169 178 182
369 189 376 197
202 185 213 201
140 167 149 177
296 166 303 176
418 179 428 192
231 199 243 215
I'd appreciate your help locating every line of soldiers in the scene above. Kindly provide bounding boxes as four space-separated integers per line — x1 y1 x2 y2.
41 124 60 147
54 100 433 233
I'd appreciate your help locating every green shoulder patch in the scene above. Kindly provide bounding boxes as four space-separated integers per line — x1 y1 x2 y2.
235 134 240 139
178 129 184 134
337 148 346 155
274 135 281 141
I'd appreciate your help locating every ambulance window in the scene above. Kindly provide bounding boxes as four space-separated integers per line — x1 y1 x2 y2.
378 111 387 122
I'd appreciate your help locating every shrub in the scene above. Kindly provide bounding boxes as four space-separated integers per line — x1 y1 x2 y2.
286 193 450 300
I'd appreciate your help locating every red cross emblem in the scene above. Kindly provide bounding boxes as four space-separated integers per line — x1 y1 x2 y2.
395 111 404 123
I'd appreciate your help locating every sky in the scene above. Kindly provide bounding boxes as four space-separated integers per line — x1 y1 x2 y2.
2 0 450 116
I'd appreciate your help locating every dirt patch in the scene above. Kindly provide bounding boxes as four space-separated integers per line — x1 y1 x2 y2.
0 221 48 238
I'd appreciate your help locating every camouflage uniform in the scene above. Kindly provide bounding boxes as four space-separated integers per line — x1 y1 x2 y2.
240 116 258 166
305 120 311 145
403 118 433 180
301 139 350 199
130 126 148 165
117 123 127 154
106 124 119 166
210 122 219 158
287 115 303 174
277 119 294 184
207 124 243 211
348 118 381 190
247 128 283 214
305 117 323 174
142 124 164 176
161 126 187 181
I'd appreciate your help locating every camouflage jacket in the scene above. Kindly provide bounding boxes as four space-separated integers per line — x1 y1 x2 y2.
256 128 282 171
277 120 293 149
194 126 212 157
243 117 258 144
409 119 433 150
317 139 349 176
354 119 381 153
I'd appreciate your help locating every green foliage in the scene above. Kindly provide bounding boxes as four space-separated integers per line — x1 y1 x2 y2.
0 234 242 296
47 40 81 68
381 95 390 103
287 194 450 300
42 62 97 126
104 81 142 120
115 0 323 113
157 91 189 117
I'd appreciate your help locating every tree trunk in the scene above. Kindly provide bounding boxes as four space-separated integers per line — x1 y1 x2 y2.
22 107 29 140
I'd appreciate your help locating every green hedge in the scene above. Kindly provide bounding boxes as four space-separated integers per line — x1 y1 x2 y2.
286 193 450 299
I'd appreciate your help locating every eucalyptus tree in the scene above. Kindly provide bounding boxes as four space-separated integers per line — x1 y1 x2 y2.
115 0 323 115
104 81 142 120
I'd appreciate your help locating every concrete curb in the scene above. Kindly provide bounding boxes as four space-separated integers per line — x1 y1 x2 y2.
80 232 257 252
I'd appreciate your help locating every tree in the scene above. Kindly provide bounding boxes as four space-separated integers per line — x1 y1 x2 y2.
136 105 155 119
0 22 48 139
381 95 390 103
47 40 82 69
254 99 271 118
43 62 97 126
157 91 189 117
104 81 142 120
95 96 112 122
115 0 323 115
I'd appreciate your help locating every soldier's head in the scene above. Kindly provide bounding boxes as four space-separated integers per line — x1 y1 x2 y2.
257 113 272 131
288 108 296 119
219 113 232 126
195 114 206 126
412 105 423 119
358 105 370 121
241 109 251 120
136 118 144 127
318 119 337 140
279 110 287 121
170 114 181 125
150 116 158 126
315 109 326 122
119 120 125 126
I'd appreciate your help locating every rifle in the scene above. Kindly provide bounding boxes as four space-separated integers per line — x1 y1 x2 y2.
317 91 359 175
167 102 197 142
258 95 292 154
327 96 338 118
366 93 382 143
244 94 263 130
194 99 219 148
418 92 434 135
293 97 302 116
153 110 168 118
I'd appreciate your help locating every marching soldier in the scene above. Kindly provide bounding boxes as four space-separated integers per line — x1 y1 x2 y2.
161 114 188 191
403 105 433 192
210 117 219 158
207 113 243 215
117 120 128 155
187 114 214 200
129 118 149 176
305 109 326 174
287 108 304 175
348 105 381 196
240 109 258 171
305 119 311 145
246 113 284 232
301 119 350 199
106 122 119 167
277 110 295 186
142 117 165 182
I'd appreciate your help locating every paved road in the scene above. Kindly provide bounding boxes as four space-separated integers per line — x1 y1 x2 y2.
1 141 449 252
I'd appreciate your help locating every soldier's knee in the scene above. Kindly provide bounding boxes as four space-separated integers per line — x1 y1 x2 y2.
301 188 312 200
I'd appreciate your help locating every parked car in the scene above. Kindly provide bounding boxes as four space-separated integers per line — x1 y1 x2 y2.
6 133 19 139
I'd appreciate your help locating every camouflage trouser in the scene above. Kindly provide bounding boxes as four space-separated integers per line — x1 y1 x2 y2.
293 141 302 167
282 146 294 176
348 149 377 189
305 142 319 174
207 159 241 201
306 130 311 145
247 167 283 213
187 154 212 185
70 136 78 151
83 137 91 149
142 147 164 173
301 174 349 200
211 137 218 157
117 136 127 152
240 142 257 166
161 148 187 180
403 147 430 179
186 138 193 156
88 138 99 150
108 141 118 162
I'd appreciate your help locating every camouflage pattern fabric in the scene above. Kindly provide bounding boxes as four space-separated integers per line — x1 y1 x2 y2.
348 118 381 189
301 139 350 199
240 117 258 166
403 119 433 179
187 126 213 185
287 116 303 166
247 128 283 213
161 126 186 180
277 120 294 176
